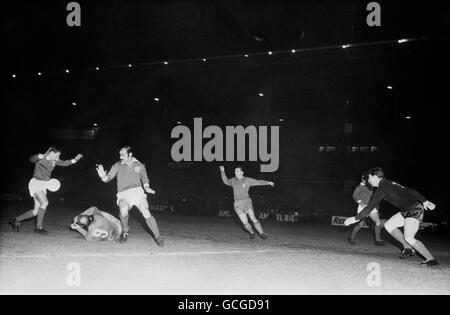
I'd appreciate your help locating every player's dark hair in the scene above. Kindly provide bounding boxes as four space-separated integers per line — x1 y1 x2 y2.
235 165 245 173
361 171 369 183
48 146 61 154
77 214 94 231
369 167 384 178
121 146 133 155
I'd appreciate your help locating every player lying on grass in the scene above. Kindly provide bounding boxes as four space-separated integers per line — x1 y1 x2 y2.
220 165 274 239
96 146 163 246
71 206 122 241
347 172 384 246
345 167 439 267
9 147 83 235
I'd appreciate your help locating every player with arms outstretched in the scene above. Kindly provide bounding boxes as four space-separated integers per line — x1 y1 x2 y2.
9 147 83 234
220 165 274 239
71 206 122 241
346 167 438 267
96 146 163 246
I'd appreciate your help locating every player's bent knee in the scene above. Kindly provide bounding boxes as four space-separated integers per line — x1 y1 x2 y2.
141 210 152 220
32 209 39 215
384 221 395 233
404 236 417 246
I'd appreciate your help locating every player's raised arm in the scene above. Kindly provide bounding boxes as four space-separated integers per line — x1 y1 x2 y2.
247 177 275 187
220 166 232 186
97 163 118 183
55 153 83 167
29 153 45 163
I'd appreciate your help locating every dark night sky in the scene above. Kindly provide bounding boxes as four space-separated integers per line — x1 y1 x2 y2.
1 1 450 216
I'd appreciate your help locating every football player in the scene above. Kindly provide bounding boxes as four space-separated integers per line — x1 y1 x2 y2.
96 146 163 246
347 172 384 246
9 147 83 234
353 167 438 267
220 165 274 239
71 206 122 241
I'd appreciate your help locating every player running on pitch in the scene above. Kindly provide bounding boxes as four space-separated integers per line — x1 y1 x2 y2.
9 147 83 234
347 172 385 246
346 167 438 267
220 165 274 239
96 146 164 246
71 206 122 241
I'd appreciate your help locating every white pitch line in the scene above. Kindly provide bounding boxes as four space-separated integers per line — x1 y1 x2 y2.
0 249 295 259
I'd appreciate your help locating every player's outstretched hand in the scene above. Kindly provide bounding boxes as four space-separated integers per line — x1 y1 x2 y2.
268 181 275 187
96 164 106 178
344 216 359 226
219 166 225 172
423 201 436 211
75 153 84 161
144 187 156 194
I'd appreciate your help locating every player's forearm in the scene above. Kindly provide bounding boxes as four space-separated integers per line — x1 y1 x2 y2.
355 203 376 220
220 171 231 186
56 159 77 167
254 180 272 186
101 171 116 183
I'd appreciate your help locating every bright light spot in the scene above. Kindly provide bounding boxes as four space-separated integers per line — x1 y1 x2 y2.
37 72 42 76
244 54 249 58
95 67 100 70
93 123 98 127
387 86 393 90
12 74 16 78
202 58 207 62
128 64 132 68
258 93 264 97
398 39 409 44
65 69 70 73
405 116 411 120
342 44 350 49
177 121 182 125
154 97 160 102
163 61 168 65
279 118 284 122
291 49 296 53
72 102 77 106
268 51 273 55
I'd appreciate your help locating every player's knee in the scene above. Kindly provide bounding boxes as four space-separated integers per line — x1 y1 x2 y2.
384 220 396 233
404 235 417 246
32 208 39 216
40 201 49 210
118 201 129 214
141 209 152 220
251 218 260 224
